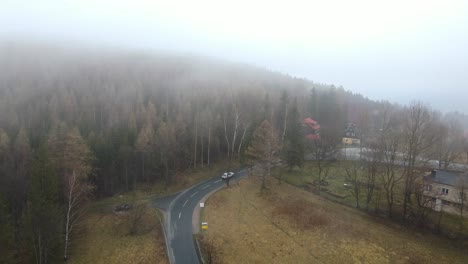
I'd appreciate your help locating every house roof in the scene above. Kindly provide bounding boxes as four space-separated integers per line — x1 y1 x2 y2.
423 170 468 187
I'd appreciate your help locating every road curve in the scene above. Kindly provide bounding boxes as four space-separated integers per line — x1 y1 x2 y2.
152 169 248 264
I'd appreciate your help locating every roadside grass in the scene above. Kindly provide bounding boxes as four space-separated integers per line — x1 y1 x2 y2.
69 205 168 264
202 176 468 264
69 159 239 263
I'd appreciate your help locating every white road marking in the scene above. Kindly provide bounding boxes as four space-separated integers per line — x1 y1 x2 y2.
178 212 181 219
190 191 198 198
201 184 210 189
183 199 189 207
214 179 222 183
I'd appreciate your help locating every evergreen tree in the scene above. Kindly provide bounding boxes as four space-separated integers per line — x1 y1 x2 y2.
0 194 14 263
27 145 62 264
0 129 14 262
263 93 272 122
283 99 304 171
309 87 318 118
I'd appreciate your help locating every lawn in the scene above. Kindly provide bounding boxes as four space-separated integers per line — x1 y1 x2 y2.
201 176 468 264
273 160 374 205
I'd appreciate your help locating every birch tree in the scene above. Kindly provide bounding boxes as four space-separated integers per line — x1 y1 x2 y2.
48 127 93 261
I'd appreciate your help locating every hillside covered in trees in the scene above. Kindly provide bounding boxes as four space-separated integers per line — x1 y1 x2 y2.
0 43 385 194
1 43 468 263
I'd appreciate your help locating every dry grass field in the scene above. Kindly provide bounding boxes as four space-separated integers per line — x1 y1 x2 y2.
202 176 468 264
69 205 168 264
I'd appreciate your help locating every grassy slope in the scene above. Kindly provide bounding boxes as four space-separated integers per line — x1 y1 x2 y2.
273 161 468 235
69 207 168 264
202 176 468 264
69 160 240 263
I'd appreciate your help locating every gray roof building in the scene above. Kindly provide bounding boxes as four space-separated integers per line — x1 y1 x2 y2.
423 170 468 186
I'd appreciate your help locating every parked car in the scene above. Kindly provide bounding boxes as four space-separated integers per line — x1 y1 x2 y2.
313 180 329 186
221 172 235 179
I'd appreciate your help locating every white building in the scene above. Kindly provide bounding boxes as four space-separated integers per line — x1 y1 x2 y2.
423 170 468 216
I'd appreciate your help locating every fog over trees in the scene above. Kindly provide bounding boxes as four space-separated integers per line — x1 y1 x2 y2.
1 43 468 262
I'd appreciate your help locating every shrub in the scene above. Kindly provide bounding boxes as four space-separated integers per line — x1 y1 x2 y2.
273 198 329 230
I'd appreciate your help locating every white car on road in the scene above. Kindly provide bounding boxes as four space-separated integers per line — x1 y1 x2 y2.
221 172 234 180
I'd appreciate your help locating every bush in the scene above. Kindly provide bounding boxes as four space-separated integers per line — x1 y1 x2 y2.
198 234 223 264
273 198 329 230
114 202 153 236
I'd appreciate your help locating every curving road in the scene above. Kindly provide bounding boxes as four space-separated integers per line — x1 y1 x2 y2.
339 147 468 171
154 149 468 263
152 169 248 264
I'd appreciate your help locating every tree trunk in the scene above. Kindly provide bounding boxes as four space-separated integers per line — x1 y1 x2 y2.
281 102 288 143
142 152 145 182
208 127 211 166
124 160 128 191
237 126 247 161
231 107 239 159
64 171 76 261
223 116 230 159
201 132 204 168
194 119 198 169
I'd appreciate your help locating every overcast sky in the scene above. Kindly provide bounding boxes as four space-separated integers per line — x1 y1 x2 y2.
1 0 468 113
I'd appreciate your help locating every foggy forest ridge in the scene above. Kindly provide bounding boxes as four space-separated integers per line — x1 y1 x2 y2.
1 41 468 119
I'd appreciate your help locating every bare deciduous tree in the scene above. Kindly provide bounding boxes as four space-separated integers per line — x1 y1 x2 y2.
345 161 363 208
402 102 439 220
435 119 465 170
308 129 340 194
246 120 281 191
456 176 467 232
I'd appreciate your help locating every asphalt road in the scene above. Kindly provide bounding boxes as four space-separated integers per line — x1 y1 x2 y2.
152 169 248 264
340 147 468 171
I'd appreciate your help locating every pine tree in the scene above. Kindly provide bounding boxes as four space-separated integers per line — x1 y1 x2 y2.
135 117 154 183
0 129 14 262
309 87 317 118
27 145 62 264
283 99 304 171
0 194 14 263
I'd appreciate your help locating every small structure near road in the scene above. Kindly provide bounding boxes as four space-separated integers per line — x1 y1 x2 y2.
303 118 320 140
201 222 208 230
